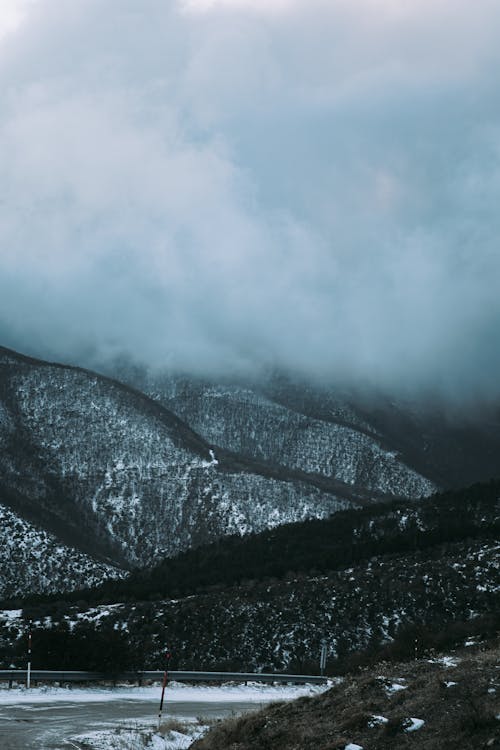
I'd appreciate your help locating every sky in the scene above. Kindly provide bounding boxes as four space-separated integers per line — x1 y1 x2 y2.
0 0 499 402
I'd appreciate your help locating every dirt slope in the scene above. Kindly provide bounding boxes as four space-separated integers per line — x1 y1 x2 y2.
193 641 500 750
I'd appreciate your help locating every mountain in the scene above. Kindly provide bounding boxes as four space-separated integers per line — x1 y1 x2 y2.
112 364 500 492
3 481 498 675
1 344 498 600
17 479 497 608
0 345 365 596
114 369 437 497
2 535 498 673
0 502 124 600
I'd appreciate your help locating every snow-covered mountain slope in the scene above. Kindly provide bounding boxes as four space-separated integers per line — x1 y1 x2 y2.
123 374 435 499
0 503 124 599
264 378 500 491
0 346 352 580
114 364 500 494
3 344 498 599
3 538 498 672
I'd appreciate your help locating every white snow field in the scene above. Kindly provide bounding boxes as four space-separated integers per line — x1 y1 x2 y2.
0 679 328 705
0 681 329 749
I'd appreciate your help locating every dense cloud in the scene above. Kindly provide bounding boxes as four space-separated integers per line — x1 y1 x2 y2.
0 0 499 401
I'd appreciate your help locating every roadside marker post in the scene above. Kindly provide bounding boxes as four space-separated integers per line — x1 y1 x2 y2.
27 620 32 689
320 640 327 676
157 648 171 731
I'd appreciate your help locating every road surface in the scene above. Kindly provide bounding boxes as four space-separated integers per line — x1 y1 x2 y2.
0 696 261 749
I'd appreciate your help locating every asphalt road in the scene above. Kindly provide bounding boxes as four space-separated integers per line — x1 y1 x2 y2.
0 697 260 749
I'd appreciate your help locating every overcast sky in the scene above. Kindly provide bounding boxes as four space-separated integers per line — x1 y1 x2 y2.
0 0 499 401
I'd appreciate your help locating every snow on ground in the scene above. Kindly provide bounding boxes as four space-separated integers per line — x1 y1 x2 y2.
0 608 22 622
368 714 388 727
58 681 329 750
377 676 408 694
386 682 408 693
404 717 425 732
73 722 207 750
428 655 460 668
0 681 330 749
0 680 328 705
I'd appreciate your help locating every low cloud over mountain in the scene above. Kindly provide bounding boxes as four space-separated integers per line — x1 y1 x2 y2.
1 0 499 402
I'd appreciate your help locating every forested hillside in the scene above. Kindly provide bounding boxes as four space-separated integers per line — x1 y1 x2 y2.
9 480 497 608
1 537 498 674
115 364 500 491
1 480 497 674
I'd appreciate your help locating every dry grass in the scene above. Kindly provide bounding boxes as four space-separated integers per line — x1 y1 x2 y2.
192 639 500 750
159 717 188 734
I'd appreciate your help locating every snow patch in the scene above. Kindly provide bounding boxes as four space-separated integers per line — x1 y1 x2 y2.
0 608 22 623
201 450 219 469
428 655 459 668
378 676 407 694
387 682 407 693
74 727 204 750
368 715 388 727
404 717 425 732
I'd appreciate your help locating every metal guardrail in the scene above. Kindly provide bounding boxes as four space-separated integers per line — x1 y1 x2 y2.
0 669 328 686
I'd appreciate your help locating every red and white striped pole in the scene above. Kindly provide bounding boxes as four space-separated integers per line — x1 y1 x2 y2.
27 620 32 689
157 649 171 731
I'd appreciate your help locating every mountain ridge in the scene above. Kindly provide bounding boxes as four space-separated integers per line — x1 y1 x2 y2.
1 344 499 602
